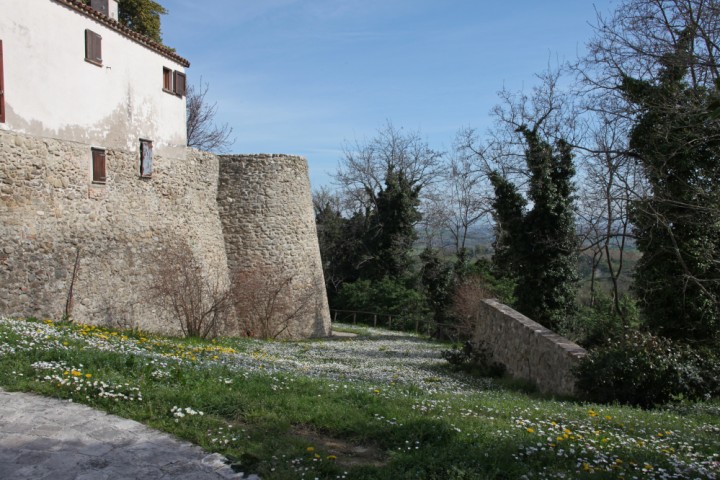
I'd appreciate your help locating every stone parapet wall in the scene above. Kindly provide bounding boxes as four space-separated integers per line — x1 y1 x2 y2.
217 154 331 338
473 299 587 396
0 130 229 333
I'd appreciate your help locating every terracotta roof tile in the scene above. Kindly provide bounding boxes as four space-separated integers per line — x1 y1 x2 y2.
52 0 190 67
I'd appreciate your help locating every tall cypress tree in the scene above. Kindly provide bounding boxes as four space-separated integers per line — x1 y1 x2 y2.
622 29 720 343
490 127 578 331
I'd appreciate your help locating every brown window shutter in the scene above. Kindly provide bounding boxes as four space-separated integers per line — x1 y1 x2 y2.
0 40 4 123
85 30 102 65
94 32 102 63
173 71 186 96
85 30 93 60
92 148 106 183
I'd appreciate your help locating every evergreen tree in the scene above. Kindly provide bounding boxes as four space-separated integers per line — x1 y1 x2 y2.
490 127 578 331
419 248 454 326
622 29 720 343
83 0 167 43
314 203 371 302
363 169 422 280
118 0 167 43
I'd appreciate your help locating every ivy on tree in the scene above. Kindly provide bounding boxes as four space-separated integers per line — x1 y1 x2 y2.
623 28 720 344
363 169 422 281
490 126 578 332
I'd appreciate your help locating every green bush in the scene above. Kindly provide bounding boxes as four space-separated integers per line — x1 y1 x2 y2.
441 341 505 378
335 276 431 331
575 330 719 408
562 294 639 348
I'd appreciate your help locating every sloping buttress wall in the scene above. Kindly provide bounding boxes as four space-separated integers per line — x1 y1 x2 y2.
217 154 331 338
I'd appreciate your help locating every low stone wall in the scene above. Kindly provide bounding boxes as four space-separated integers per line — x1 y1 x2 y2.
473 299 587 396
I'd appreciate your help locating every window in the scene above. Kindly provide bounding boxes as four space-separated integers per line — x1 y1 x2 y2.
162 68 186 97
140 139 153 178
163 67 172 92
0 40 4 123
85 29 102 66
92 148 106 184
173 71 186 96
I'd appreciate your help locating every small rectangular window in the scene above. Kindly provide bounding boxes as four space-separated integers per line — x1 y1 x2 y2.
163 67 172 92
140 139 153 178
92 148 106 184
0 40 5 123
173 71 186 97
85 29 102 66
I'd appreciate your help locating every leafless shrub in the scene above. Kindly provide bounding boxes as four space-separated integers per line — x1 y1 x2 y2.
231 268 316 339
148 242 231 339
450 276 493 339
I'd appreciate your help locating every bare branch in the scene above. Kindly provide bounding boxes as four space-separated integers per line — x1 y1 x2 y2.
186 77 235 153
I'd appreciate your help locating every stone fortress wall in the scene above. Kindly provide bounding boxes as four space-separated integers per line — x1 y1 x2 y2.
0 129 331 338
217 155 331 338
472 299 587 396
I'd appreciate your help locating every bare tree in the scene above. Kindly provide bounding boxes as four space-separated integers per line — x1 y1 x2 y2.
421 138 493 260
450 276 494 339
575 117 644 318
334 121 444 212
148 241 231 339
186 78 235 153
231 269 317 339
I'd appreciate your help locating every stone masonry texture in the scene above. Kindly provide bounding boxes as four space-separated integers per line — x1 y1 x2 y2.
0 130 331 338
473 299 587 396
217 155 331 338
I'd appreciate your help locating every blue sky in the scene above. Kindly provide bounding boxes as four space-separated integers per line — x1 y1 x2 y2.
161 1 618 189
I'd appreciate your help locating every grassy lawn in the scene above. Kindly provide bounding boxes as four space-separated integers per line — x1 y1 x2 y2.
0 317 718 479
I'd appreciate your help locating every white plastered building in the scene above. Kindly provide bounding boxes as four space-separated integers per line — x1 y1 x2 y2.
0 0 189 167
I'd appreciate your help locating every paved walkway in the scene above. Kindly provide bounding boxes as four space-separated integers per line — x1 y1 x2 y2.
0 388 257 479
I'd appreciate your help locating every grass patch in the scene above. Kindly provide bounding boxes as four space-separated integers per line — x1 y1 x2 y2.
0 317 718 479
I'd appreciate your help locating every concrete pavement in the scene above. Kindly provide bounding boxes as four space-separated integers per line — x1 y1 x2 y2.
0 388 258 479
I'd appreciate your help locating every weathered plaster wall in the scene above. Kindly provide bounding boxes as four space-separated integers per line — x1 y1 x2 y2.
0 0 187 155
0 129 228 333
472 299 587 396
217 154 331 338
